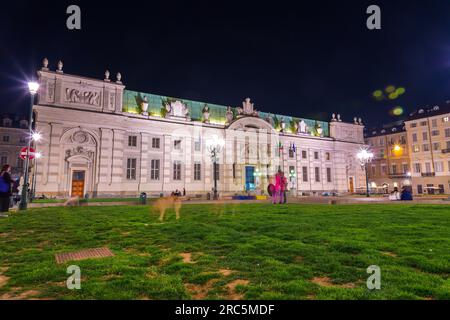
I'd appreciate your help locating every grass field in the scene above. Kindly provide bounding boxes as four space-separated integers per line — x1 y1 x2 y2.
0 204 449 300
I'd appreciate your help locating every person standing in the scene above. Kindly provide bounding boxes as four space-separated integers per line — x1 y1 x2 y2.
281 171 288 204
0 164 13 216
273 170 282 204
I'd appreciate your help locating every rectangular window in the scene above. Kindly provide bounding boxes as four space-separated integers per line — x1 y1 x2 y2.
150 159 160 180
302 166 308 182
0 156 7 166
445 128 450 138
126 158 137 180
432 130 440 136
371 166 376 177
438 184 445 194
435 161 443 173
379 138 385 146
19 137 26 143
443 117 449 123
425 162 431 173
414 163 421 173
392 164 397 175
152 137 160 149
412 133 417 142
3 136 9 143
402 164 408 174
420 121 427 126
194 162 201 181
233 163 236 179
423 144 429 152
381 165 387 175
410 123 417 128
174 140 182 150
380 149 385 158
447 141 450 149
432 119 438 127
326 168 332 183
302 150 307 159
267 144 271 157
400 136 406 144
314 152 319 160
314 167 320 182
128 135 137 147
417 185 423 194
422 132 428 141
289 148 294 158
325 152 331 161
433 143 440 151
194 138 201 152
173 161 181 180
413 145 420 153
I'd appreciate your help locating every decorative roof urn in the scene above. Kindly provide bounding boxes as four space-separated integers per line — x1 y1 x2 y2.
142 96 149 115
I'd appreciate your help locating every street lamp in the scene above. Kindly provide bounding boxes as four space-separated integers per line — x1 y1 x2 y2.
31 152 42 202
19 81 39 210
206 135 224 200
357 148 374 197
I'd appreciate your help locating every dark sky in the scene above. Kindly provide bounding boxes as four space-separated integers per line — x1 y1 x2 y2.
1 0 450 129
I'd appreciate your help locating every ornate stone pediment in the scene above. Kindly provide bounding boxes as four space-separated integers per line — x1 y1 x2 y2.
237 98 259 117
66 130 97 146
164 100 190 120
65 146 94 160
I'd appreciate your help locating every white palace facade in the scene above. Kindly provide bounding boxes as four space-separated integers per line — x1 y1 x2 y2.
33 60 367 198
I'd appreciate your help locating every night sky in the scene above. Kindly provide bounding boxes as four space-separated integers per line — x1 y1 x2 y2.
1 0 450 129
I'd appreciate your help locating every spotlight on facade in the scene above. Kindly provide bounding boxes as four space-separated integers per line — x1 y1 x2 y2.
28 82 40 95
393 144 401 152
32 132 42 141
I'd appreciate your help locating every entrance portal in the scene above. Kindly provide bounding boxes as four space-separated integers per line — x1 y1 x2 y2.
245 166 255 191
71 171 85 197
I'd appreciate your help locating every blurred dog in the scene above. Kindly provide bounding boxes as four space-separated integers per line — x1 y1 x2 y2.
152 196 182 221
64 196 80 206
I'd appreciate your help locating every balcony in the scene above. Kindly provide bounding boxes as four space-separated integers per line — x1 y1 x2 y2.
388 173 410 179
421 172 436 177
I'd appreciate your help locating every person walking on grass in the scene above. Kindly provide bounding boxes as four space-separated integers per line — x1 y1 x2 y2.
0 164 13 216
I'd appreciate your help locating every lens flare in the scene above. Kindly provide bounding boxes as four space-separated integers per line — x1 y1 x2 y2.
385 85 396 94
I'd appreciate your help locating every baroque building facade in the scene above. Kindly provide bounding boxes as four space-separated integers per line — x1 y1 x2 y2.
32 60 367 198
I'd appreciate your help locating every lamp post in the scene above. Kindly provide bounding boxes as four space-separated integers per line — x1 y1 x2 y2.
19 81 39 211
357 148 374 197
206 135 224 200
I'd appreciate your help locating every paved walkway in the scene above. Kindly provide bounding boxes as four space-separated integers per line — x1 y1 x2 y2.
25 196 450 208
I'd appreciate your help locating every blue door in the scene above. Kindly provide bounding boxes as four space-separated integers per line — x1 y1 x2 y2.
245 166 255 191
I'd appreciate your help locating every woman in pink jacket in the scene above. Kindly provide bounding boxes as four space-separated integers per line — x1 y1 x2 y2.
273 170 282 204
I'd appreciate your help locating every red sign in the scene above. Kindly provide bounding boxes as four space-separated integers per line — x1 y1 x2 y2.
20 147 36 160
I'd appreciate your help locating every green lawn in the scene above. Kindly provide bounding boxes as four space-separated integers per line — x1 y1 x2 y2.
0 204 449 300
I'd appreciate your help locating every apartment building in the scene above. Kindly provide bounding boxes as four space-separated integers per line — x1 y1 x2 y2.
365 124 411 193
404 103 450 195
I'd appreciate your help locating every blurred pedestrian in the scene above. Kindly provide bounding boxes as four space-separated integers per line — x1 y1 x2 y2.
0 164 13 215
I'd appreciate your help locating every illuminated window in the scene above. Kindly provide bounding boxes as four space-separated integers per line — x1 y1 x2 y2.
413 145 420 153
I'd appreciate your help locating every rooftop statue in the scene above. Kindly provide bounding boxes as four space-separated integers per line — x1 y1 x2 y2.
237 98 259 117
